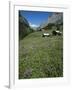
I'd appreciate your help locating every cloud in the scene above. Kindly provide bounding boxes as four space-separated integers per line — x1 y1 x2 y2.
29 23 38 28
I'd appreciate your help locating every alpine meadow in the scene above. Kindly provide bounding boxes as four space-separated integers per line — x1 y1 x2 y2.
19 11 63 79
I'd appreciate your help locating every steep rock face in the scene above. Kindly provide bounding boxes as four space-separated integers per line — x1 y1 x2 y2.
42 13 63 31
48 13 63 24
19 12 33 40
39 12 63 30
19 13 29 27
19 12 29 39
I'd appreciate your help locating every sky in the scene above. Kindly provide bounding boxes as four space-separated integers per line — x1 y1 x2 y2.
20 10 53 27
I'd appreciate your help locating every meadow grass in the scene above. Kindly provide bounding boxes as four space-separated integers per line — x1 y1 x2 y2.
19 30 63 79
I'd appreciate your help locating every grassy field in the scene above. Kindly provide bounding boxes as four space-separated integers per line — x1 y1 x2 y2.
19 30 63 79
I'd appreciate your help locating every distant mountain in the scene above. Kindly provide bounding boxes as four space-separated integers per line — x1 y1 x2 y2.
29 23 38 31
39 21 48 29
31 27 37 31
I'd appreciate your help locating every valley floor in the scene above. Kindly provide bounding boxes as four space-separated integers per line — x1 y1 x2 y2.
19 30 63 79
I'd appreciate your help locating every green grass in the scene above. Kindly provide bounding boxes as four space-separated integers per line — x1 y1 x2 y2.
19 30 63 79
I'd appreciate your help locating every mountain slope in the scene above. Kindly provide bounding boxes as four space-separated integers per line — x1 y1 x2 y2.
48 13 63 24
19 12 34 40
40 12 63 31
